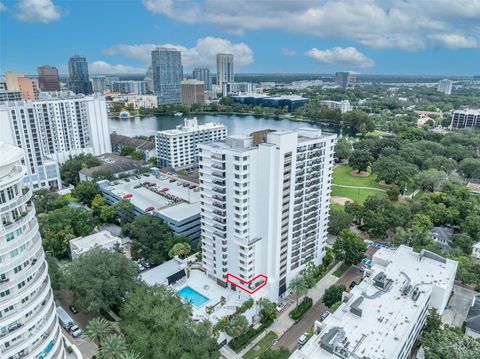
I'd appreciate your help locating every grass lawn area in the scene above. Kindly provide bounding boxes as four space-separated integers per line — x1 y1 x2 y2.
333 165 387 189
243 331 278 359
331 185 387 205
333 263 350 278
330 203 345 212
359 130 393 138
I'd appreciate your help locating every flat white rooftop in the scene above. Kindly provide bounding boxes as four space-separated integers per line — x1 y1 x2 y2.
157 118 226 136
69 230 121 254
292 246 457 359
104 175 200 219
141 257 186 286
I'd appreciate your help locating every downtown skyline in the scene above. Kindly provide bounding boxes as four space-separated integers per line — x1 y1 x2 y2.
0 0 479 76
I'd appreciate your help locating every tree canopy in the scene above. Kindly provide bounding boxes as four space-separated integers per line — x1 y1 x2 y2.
122 215 189 265
60 154 101 185
332 229 367 266
120 284 219 359
64 248 139 314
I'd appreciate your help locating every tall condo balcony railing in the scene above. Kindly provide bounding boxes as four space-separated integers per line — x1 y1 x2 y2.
212 187 226 194
211 163 225 170
211 171 225 178
212 201 226 209
212 194 226 202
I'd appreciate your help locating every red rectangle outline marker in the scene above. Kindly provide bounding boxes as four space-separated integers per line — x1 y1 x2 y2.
226 273 268 294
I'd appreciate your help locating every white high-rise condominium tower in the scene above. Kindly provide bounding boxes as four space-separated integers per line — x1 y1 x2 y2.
0 94 111 190
0 142 66 358
156 118 227 168
198 128 336 302
216 54 234 85
437 79 453 95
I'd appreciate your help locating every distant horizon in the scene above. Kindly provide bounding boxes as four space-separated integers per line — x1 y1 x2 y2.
2 1 479 77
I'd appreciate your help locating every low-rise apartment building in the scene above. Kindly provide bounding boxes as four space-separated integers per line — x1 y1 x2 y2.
97 174 201 243
291 246 458 359
450 109 480 129
155 118 227 169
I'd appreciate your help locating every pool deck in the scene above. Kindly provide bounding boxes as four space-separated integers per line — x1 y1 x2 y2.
172 270 252 324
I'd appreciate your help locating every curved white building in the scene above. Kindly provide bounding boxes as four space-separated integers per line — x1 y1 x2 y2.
0 142 65 358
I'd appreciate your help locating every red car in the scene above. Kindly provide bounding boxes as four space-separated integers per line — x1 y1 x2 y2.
123 193 133 199
160 188 169 192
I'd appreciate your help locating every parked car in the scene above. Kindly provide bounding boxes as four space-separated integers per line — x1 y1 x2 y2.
133 184 142 189
169 178 176 183
140 259 151 269
297 333 309 348
124 178 130 182
148 182 156 187
349 281 357 289
69 304 78 314
143 173 150 177
321 311 331 321
145 207 154 212
69 324 82 338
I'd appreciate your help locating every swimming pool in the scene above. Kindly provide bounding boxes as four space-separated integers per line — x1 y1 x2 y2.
178 286 209 308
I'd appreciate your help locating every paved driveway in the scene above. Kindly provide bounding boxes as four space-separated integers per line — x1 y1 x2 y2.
442 285 477 327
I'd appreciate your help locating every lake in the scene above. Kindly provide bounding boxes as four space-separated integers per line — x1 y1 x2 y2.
108 114 356 137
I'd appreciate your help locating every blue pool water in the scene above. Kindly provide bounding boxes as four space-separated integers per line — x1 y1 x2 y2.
178 286 209 308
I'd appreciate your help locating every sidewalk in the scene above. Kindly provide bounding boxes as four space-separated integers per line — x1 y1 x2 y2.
237 262 343 357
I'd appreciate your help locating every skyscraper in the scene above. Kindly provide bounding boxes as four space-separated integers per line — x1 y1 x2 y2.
151 48 183 104
37 65 60 91
437 79 453 95
68 55 93 95
181 79 205 105
17 77 40 100
0 142 66 358
0 95 111 189
216 54 234 85
198 128 336 302
4 72 24 91
193 68 212 90
335 71 356 89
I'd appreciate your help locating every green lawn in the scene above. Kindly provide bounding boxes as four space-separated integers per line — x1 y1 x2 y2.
331 165 389 204
333 165 387 189
243 331 278 359
331 185 387 205
329 203 345 212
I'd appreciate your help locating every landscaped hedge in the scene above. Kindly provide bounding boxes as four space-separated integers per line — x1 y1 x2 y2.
289 297 313 320
229 319 274 352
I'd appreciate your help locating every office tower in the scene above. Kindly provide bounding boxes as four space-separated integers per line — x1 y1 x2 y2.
4 72 24 91
198 128 336 302
156 118 227 168
67 55 93 95
193 68 212 90
437 79 453 95
0 142 66 358
450 109 480 129
0 95 111 189
335 71 356 89
111 80 148 95
291 246 457 359
144 65 153 93
37 65 60 91
216 54 234 85
17 77 40 100
92 76 107 93
151 48 183 104
181 79 205 105
222 82 252 96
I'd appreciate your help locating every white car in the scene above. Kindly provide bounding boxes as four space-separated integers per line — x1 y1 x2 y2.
69 325 82 338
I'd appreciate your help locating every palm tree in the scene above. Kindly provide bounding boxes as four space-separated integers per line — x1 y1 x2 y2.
85 317 112 348
99 334 127 359
290 276 308 308
120 352 143 359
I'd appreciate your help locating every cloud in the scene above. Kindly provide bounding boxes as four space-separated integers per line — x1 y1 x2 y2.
15 0 63 23
281 48 296 57
0 2 6 12
305 47 374 68
141 0 480 50
88 61 146 75
104 37 254 70
429 34 478 48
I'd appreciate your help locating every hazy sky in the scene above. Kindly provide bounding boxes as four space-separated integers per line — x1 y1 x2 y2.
1 0 479 75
